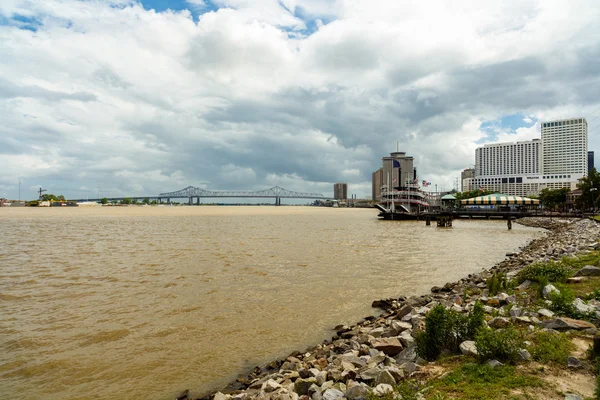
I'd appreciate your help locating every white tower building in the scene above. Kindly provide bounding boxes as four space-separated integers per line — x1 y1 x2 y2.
541 118 588 176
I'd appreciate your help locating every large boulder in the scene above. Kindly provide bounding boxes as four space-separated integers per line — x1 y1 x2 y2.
371 337 403 356
542 317 596 330
574 265 600 276
572 298 597 314
459 340 478 356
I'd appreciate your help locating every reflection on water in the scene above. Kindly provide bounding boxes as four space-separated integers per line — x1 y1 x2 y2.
0 207 542 399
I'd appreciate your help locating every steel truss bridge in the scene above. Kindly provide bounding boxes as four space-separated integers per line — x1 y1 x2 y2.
74 186 330 205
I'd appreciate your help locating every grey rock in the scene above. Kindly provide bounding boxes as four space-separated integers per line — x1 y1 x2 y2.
518 349 531 361
295 378 318 396
391 321 412 334
459 340 478 356
398 332 415 347
263 380 281 393
543 284 560 298
487 360 504 368
214 393 229 400
575 265 600 276
322 389 344 400
542 317 596 330
488 317 511 328
358 368 380 381
515 316 532 324
375 370 396 386
572 298 596 314
403 361 419 374
395 345 417 363
345 385 370 400
517 280 532 290
509 307 522 318
373 384 394 396
372 337 403 356
564 394 583 400
567 356 583 369
538 308 554 318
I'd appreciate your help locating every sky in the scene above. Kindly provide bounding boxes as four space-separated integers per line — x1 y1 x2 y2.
1 0 600 200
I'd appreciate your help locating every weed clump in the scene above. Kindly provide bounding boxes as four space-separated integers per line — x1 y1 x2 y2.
486 272 509 296
530 330 574 364
517 260 572 283
475 326 524 364
415 302 485 361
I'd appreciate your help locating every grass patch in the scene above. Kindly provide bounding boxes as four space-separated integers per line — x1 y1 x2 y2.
560 250 600 270
428 363 544 400
517 261 573 283
529 330 574 365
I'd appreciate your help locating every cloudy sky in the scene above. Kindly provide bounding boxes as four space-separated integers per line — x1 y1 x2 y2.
1 0 600 200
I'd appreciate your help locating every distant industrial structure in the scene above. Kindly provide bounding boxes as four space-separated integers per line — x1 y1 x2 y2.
333 183 348 200
463 117 589 196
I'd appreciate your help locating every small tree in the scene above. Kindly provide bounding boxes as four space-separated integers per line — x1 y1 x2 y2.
121 198 131 205
41 194 59 201
101 197 108 205
142 198 150 205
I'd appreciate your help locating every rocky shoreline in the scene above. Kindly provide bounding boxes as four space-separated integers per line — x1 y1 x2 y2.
181 217 600 400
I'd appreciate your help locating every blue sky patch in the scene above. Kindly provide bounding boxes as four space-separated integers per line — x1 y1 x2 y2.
140 0 219 20
478 113 537 144
0 13 43 32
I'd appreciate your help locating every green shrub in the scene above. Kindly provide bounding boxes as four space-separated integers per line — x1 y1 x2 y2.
547 287 578 318
530 330 574 364
486 272 509 296
517 261 572 283
596 374 600 400
415 303 486 361
475 326 525 364
585 287 600 301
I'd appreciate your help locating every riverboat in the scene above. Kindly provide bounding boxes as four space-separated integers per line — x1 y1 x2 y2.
375 184 430 220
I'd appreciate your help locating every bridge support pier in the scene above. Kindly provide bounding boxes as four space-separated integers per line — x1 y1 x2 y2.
275 197 281 206
197 197 200 205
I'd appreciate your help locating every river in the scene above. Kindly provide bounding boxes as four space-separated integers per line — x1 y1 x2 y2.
0 206 542 399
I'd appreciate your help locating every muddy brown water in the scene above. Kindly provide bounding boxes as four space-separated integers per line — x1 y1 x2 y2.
0 206 542 399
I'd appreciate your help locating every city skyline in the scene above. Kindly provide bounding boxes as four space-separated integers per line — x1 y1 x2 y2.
1 1 600 200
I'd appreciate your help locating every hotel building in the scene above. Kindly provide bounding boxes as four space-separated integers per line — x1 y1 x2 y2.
463 118 588 196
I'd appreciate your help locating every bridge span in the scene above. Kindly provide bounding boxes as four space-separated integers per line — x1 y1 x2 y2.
74 186 331 205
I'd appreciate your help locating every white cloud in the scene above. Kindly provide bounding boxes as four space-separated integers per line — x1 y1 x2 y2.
0 0 600 200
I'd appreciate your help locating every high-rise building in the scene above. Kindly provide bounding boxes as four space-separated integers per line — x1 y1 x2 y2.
333 183 348 200
475 139 541 177
589 151 595 173
541 118 588 175
382 152 415 190
372 168 383 200
463 118 588 196
460 168 475 191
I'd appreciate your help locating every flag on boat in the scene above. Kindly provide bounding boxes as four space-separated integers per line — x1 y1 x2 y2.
422 180 431 186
